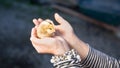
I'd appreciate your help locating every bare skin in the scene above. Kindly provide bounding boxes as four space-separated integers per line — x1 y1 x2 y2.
30 27 70 55
30 13 89 60
54 13 89 60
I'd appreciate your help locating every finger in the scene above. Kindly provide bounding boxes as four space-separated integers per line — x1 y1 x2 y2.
31 35 49 46
38 18 43 23
54 25 60 31
55 36 64 42
32 44 46 53
31 27 37 38
54 25 64 34
30 28 40 43
33 19 40 26
32 40 53 54
54 13 68 25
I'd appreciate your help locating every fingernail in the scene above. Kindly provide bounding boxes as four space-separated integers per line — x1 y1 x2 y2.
55 13 59 16
38 18 43 21
33 19 36 22
33 18 36 20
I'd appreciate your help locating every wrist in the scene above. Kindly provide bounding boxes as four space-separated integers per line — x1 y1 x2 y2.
65 33 89 60
53 45 70 56
65 32 78 45
54 50 66 56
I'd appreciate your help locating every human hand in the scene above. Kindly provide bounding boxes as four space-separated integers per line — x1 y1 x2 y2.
54 13 89 60
32 13 76 47
54 13 75 39
32 14 89 60
30 27 70 55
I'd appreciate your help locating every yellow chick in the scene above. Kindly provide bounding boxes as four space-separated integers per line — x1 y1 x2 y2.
37 19 55 38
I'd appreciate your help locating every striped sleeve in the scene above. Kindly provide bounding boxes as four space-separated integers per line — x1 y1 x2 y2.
80 47 120 68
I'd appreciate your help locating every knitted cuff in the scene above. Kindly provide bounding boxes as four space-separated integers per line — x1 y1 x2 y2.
50 49 81 68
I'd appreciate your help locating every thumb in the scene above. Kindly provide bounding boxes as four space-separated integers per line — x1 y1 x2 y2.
55 25 63 33
54 13 68 25
55 25 65 36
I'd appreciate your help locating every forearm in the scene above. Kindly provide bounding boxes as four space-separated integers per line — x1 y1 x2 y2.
65 33 89 60
65 33 120 68
51 46 120 68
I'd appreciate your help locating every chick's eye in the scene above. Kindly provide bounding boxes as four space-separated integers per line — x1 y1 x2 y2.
49 22 52 24
49 28 52 30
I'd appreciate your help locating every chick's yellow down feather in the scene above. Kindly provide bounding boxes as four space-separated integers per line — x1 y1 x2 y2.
37 19 55 38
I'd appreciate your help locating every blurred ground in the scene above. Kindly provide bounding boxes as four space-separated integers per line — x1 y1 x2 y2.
0 1 120 68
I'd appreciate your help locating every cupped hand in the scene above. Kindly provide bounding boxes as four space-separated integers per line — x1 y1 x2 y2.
32 13 75 44
32 13 89 60
30 27 70 55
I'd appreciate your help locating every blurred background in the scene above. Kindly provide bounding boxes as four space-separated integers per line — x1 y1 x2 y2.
0 0 120 68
